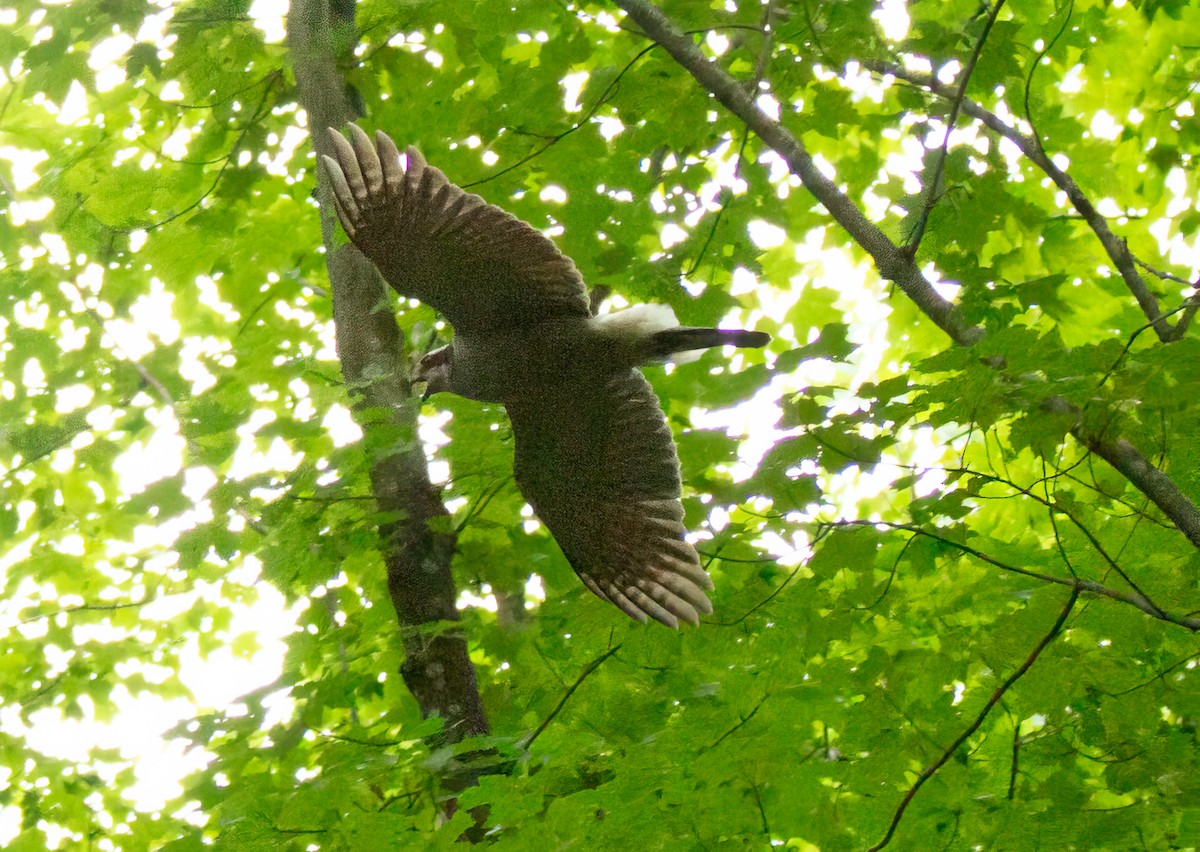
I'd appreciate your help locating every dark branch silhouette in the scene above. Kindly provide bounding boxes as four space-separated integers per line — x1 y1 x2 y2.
868 586 1079 850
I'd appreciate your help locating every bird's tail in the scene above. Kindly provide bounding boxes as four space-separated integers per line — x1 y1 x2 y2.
593 303 770 365
647 327 771 359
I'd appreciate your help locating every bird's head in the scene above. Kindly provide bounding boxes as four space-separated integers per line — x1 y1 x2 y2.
414 344 453 401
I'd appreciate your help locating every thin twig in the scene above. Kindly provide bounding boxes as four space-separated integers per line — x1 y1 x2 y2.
463 43 658 189
1092 297 1200 391
1021 0 1074 155
521 644 622 749
905 0 1007 254
19 593 154 625
142 69 282 111
701 694 768 752
84 308 175 405
868 586 1079 850
830 519 1200 630
1132 255 1196 287
749 780 771 836
142 73 282 232
1037 397 1200 550
1007 723 1021 799
750 0 775 92
681 129 750 279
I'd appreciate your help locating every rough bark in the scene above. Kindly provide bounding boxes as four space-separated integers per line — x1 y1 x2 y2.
287 0 488 742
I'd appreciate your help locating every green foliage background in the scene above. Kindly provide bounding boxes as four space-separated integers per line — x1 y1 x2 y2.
3 0 1200 848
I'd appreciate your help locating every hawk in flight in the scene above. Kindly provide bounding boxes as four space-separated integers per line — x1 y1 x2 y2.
324 125 768 628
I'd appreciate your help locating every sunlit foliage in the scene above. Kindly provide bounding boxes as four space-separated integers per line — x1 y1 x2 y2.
2 0 1200 848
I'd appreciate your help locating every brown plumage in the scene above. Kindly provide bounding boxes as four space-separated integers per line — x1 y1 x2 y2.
323 125 769 628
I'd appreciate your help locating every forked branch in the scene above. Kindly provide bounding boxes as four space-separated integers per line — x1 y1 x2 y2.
870 59 1199 342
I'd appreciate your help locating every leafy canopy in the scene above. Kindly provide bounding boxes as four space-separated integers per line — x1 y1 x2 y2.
2 0 1200 849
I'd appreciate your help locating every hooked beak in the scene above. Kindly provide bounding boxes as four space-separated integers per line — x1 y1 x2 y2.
414 343 451 402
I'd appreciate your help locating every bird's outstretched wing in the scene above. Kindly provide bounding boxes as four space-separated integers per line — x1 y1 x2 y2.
506 369 714 628
323 125 591 334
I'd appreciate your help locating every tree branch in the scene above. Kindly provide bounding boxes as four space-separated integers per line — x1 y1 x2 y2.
611 0 984 347
701 694 768 752
868 586 1079 850
1033 397 1200 551
847 59 1200 550
1076 430 1200 551
621 0 1200 555
870 59 1196 342
904 0 1006 255
521 644 621 749
833 519 1200 630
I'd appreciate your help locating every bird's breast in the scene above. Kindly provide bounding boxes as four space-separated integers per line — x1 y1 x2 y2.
451 318 620 403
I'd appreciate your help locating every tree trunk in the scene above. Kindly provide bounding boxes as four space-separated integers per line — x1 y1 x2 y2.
286 0 488 745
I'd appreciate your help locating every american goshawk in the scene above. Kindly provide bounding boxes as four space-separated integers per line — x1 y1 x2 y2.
323 125 769 628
